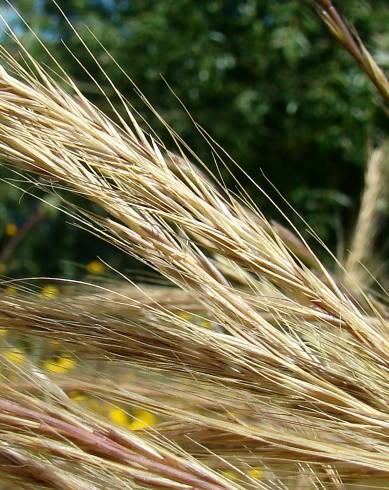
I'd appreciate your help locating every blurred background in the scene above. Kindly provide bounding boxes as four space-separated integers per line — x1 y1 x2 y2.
0 0 388 282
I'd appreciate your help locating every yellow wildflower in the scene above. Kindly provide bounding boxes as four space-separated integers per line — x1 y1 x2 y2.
221 470 238 481
109 407 129 427
85 398 105 413
4 286 16 296
86 260 105 275
4 348 25 365
5 223 18 237
40 285 60 299
128 409 157 431
177 311 192 321
43 355 76 373
248 466 263 480
200 319 213 329
69 391 86 402
0 263 6 274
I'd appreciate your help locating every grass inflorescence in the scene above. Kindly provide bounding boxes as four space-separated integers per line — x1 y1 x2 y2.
0 3 388 489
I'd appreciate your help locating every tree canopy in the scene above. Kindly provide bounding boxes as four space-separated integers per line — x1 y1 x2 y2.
1 0 388 278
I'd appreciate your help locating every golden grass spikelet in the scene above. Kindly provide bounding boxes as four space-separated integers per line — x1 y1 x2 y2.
316 0 389 103
0 382 234 489
344 140 389 289
0 6 388 489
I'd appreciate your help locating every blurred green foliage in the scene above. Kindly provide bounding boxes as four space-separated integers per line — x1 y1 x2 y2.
0 0 388 278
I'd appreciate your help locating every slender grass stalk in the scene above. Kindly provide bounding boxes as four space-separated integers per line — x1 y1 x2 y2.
316 0 389 103
0 381 234 490
344 141 389 289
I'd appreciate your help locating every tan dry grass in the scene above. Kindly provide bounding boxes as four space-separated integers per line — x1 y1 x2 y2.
317 0 389 104
0 9 388 490
344 141 389 289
